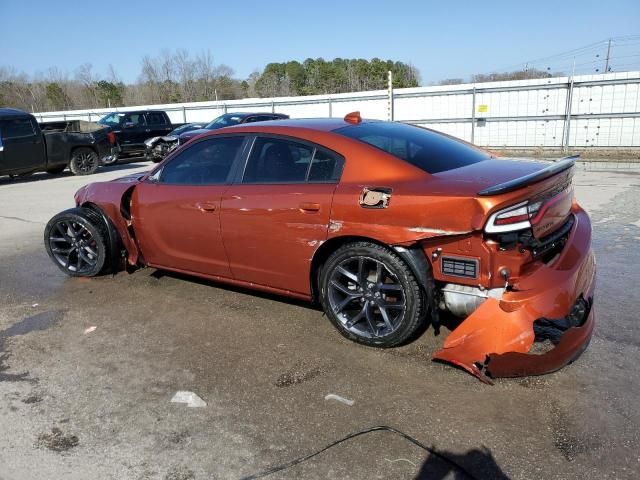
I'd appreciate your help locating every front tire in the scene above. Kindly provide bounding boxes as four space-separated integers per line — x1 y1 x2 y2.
69 148 99 175
44 208 110 277
319 242 426 347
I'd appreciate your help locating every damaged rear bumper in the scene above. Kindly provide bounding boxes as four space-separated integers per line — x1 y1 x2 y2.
432 206 596 383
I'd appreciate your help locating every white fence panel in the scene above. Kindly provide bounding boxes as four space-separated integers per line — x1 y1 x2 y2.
31 71 640 149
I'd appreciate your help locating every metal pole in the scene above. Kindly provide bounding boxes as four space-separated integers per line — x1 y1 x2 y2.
182 106 187 123
387 71 394 121
471 87 476 144
563 77 575 152
604 39 612 73
271 100 275 113
328 97 332 118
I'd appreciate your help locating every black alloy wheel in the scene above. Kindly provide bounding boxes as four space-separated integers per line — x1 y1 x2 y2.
320 242 426 347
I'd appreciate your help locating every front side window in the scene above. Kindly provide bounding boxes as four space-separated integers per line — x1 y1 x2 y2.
160 136 245 185
335 122 489 174
0 118 36 139
123 113 145 126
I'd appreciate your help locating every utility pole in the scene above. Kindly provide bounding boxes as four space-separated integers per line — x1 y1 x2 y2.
604 38 612 72
387 70 394 121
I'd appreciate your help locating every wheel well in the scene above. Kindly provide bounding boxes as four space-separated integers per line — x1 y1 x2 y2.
310 236 435 320
81 202 123 273
309 235 390 302
70 145 97 157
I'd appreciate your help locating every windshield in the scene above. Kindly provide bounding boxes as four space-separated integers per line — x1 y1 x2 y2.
170 124 202 136
335 122 490 174
205 114 245 130
98 113 123 127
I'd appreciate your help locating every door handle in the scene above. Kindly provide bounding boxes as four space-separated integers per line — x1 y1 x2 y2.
196 202 217 212
145 129 151 132
299 202 321 212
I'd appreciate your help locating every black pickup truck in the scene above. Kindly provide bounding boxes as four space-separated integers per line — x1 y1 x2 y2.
97 110 173 158
0 108 117 178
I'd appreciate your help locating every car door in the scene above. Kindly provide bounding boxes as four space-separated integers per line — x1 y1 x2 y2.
131 135 248 278
145 112 172 139
119 112 147 149
221 135 344 294
0 116 45 173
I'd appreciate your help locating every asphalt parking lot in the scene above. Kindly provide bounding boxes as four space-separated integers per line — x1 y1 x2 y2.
0 162 639 480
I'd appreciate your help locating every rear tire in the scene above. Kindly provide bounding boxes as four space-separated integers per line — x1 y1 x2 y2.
44 208 110 277
319 241 426 347
69 148 99 175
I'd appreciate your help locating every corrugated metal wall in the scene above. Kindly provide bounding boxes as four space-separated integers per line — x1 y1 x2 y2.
33 71 640 148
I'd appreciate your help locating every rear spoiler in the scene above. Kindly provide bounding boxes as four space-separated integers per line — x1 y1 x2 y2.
478 155 578 196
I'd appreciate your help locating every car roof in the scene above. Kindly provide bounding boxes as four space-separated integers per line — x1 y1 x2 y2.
220 117 373 132
102 110 165 115
226 112 288 118
0 108 33 119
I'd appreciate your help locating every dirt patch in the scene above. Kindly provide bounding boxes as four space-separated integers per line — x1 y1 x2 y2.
549 403 602 461
275 362 327 387
516 377 549 389
164 465 196 480
22 394 43 404
36 427 79 452
168 430 190 445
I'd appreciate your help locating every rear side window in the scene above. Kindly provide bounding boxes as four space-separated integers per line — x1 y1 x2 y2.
335 122 489 174
308 149 341 182
160 136 245 185
1 118 36 139
146 112 168 125
242 137 343 184
243 137 313 183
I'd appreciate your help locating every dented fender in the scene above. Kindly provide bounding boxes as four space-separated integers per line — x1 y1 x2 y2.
75 175 144 266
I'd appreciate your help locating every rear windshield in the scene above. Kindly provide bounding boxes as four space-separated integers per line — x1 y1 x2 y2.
334 122 489 174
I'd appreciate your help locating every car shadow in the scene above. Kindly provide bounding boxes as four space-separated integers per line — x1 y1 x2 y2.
0 159 151 186
147 269 321 311
415 445 511 479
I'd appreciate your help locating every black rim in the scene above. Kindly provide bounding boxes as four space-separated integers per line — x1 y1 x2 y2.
48 220 99 273
327 256 407 338
73 151 97 173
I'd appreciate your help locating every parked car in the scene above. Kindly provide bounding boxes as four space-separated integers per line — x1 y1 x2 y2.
98 110 173 160
0 108 116 178
43 112 595 383
176 112 289 145
144 122 207 163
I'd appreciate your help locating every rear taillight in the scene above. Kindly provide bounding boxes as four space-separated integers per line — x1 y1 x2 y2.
486 201 540 233
485 193 566 234
107 132 116 145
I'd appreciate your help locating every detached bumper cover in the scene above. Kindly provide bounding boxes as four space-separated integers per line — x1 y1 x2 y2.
432 206 596 383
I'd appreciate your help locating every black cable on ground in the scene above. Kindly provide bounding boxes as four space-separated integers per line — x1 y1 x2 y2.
240 425 480 480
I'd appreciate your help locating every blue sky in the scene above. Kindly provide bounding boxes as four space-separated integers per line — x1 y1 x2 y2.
1 0 639 84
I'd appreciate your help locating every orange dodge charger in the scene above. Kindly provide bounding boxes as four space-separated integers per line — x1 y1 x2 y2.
44 112 595 383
